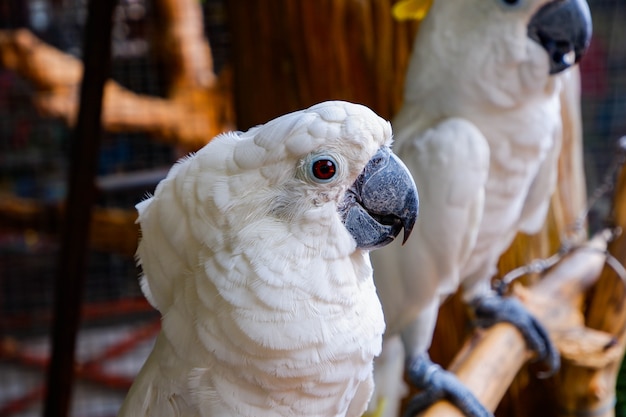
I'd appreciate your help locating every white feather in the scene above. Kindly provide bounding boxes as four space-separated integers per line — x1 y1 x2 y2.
370 0 568 414
119 101 392 417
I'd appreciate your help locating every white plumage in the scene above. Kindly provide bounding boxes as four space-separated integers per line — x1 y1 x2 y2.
118 101 419 417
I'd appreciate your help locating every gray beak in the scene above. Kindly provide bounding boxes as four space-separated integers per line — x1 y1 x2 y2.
527 0 592 74
340 146 419 250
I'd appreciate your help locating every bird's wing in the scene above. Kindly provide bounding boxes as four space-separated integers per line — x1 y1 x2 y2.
372 116 490 336
517 82 566 235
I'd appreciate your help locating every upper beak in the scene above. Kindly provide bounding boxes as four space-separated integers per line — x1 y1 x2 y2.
340 146 419 250
527 0 592 74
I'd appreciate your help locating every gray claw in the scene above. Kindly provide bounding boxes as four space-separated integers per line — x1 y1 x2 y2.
471 295 560 377
404 354 494 417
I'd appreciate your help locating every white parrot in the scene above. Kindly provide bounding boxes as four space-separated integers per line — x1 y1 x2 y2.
369 0 592 416
117 100 419 417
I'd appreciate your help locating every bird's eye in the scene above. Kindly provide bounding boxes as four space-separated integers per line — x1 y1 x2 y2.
310 156 338 183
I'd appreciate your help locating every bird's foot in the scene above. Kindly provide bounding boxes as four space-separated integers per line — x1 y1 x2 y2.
403 354 493 417
471 294 560 377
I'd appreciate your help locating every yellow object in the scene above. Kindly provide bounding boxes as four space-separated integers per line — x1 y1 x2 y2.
392 0 434 21
362 397 388 417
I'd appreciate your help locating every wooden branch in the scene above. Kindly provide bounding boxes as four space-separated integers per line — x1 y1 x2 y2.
154 0 216 93
0 194 138 257
0 0 235 151
551 162 626 417
421 233 611 416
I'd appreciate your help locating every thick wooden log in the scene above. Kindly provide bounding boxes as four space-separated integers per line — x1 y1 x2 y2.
421 232 611 416
225 0 418 129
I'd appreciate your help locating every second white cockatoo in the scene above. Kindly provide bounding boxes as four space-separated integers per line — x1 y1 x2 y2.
117 100 419 417
369 0 592 416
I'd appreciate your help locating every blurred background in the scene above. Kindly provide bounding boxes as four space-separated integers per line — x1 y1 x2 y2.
0 0 624 416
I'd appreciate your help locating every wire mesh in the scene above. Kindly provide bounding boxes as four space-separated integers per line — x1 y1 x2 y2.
0 0 624 416
0 0 173 416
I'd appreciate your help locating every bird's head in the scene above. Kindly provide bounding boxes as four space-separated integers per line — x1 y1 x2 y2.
214 101 419 251
397 0 592 108
399 0 591 75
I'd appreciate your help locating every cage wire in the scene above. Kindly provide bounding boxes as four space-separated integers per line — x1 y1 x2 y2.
581 2 626 412
0 0 197 416
0 0 625 416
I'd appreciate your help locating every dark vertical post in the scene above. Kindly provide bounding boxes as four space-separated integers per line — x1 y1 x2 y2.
43 1 117 416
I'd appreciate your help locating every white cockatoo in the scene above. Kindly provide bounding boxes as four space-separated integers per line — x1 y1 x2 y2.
117 100 419 417
369 1 592 416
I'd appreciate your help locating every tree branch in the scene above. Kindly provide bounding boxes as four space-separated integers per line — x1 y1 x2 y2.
420 232 612 416
0 0 235 151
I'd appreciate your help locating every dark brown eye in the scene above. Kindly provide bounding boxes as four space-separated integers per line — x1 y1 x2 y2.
500 0 522 7
311 157 337 182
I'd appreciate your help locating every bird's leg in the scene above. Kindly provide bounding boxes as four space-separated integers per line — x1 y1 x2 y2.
470 294 560 377
403 353 493 417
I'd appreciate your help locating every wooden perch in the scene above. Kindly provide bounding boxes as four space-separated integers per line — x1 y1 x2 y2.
0 0 235 151
420 232 612 416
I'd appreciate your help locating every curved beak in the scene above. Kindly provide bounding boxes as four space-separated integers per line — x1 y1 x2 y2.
527 0 592 74
340 146 419 250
